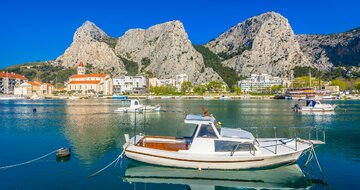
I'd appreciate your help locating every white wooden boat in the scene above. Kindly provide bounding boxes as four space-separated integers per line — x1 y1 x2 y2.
123 113 322 170
0 96 25 100
68 96 80 100
114 99 161 113
124 162 313 189
293 99 336 112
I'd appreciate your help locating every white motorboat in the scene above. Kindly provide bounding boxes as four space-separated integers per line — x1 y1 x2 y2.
0 96 25 100
68 96 80 100
123 112 322 170
293 99 336 112
114 99 161 113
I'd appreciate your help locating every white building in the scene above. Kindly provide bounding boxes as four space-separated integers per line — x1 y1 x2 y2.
238 74 289 93
175 74 189 90
65 61 113 95
113 76 146 94
14 81 53 97
0 72 28 94
149 74 188 91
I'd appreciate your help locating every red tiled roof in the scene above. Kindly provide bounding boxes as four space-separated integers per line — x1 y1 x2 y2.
0 72 28 80
28 81 53 86
68 80 101 85
70 74 108 78
78 60 84 67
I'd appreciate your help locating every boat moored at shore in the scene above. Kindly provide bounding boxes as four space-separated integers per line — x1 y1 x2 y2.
114 99 161 113
293 99 337 112
123 112 323 170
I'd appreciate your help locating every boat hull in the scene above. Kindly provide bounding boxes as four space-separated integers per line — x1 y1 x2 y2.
124 144 308 170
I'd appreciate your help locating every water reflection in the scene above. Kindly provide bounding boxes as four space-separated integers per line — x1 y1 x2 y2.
62 100 161 164
124 161 314 190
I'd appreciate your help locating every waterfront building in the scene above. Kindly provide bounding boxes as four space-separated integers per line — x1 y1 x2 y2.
175 74 189 90
0 72 28 94
65 61 113 95
238 74 289 93
14 81 53 97
149 74 188 91
113 76 147 94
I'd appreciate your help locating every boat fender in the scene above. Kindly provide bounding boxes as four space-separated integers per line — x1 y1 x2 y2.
56 147 71 158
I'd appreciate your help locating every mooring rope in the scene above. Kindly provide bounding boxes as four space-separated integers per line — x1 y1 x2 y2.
310 145 333 189
0 149 59 170
89 149 126 177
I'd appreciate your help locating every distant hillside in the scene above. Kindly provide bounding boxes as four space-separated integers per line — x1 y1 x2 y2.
296 27 360 69
0 62 76 88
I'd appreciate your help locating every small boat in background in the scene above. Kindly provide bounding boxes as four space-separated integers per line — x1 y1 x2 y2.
0 95 25 100
293 99 336 112
68 96 80 100
114 99 161 113
112 95 128 100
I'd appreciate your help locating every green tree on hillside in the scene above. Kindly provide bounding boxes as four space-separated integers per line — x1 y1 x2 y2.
180 81 193 94
192 44 240 90
207 81 224 93
193 84 207 95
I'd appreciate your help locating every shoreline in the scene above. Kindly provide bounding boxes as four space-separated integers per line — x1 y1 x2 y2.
41 94 360 100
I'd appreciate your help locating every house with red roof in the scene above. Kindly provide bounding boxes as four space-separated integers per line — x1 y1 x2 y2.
14 81 53 97
65 61 113 95
0 72 28 94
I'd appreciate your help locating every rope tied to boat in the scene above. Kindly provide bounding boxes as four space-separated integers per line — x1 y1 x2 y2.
0 148 62 170
88 148 126 177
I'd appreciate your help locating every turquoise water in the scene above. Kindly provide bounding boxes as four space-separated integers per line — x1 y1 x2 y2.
0 99 359 189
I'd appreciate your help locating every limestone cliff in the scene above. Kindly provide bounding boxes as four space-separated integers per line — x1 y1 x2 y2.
206 12 310 77
55 21 125 75
115 20 222 84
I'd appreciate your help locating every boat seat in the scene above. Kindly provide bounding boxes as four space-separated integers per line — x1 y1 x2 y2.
137 137 190 151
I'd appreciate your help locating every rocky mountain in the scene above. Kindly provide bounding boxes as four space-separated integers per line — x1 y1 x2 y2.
206 12 310 77
296 28 360 70
54 21 125 75
44 13 360 84
115 20 222 84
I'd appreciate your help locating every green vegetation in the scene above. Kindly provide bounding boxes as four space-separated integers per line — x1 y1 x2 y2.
293 66 321 78
234 86 241 95
271 85 284 93
1 62 77 88
99 37 118 49
149 84 179 95
193 84 207 95
120 57 139 75
355 82 360 91
192 44 241 90
322 37 360 67
206 81 224 93
217 46 249 60
293 76 324 89
140 57 151 72
180 81 193 93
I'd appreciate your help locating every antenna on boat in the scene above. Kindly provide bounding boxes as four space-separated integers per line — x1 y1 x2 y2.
200 106 210 117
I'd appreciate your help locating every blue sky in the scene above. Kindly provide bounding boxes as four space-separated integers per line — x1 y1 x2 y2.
0 0 359 69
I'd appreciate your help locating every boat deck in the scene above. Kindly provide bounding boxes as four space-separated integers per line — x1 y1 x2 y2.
257 138 311 156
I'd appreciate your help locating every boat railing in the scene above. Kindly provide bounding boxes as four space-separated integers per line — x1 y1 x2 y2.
236 127 325 155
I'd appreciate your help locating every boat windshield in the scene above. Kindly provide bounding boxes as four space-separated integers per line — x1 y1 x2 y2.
197 124 218 138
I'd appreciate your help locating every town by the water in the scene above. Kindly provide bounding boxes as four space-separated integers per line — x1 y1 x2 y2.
1 1 360 190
